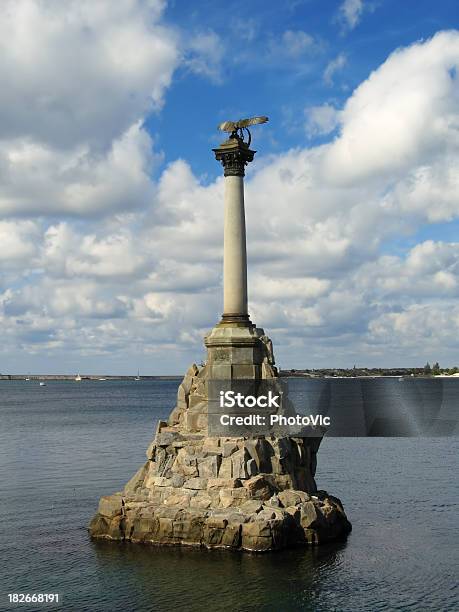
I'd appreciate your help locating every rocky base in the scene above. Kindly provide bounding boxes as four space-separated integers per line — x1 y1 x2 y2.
89 486 350 552
89 359 351 552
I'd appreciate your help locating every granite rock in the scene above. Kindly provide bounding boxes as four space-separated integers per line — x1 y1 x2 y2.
89 357 351 552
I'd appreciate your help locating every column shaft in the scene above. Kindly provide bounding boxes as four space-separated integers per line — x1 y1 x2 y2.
223 175 248 316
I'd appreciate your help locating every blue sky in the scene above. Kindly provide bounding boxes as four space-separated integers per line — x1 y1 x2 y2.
0 0 458 374
154 0 459 176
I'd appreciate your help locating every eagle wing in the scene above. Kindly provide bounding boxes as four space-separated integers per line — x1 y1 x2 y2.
235 116 269 128
218 120 237 132
218 116 269 132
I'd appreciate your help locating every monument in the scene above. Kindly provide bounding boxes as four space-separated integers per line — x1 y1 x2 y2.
89 118 351 551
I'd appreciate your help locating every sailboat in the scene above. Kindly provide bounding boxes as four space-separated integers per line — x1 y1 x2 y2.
134 369 141 381
75 373 82 382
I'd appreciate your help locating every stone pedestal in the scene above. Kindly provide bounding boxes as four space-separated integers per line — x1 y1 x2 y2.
89 337 351 551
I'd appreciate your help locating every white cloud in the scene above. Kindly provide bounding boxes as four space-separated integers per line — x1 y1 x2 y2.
2 29 459 369
183 31 224 83
338 0 365 31
0 220 40 264
369 304 459 351
0 0 179 149
282 30 316 57
0 0 179 218
356 241 459 298
305 104 341 136
323 53 347 85
0 123 159 217
258 30 319 68
324 31 459 189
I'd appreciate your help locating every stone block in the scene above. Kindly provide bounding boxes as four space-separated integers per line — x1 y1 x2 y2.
243 475 274 501
219 489 235 508
184 412 201 432
183 477 208 490
247 458 258 477
231 364 262 379
198 455 220 479
242 520 272 538
197 414 208 430
272 474 295 490
170 474 185 488
188 394 207 411
278 490 310 508
258 508 278 520
177 384 187 404
262 363 277 379
241 535 273 551
202 438 221 453
124 461 149 495
207 477 241 489
221 524 242 547
167 406 182 426
265 494 282 507
270 456 284 475
222 441 238 458
155 431 181 447
240 500 263 514
155 420 168 436
186 363 199 378
98 495 123 519
157 517 174 540
244 438 272 472
206 515 228 529
299 501 321 529
231 448 250 479
149 476 169 487
163 493 191 507
203 526 224 546
231 488 249 500
208 364 233 379
284 505 301 520
146 439 156 460
142 462 159 489
174 517 204 543
190 493 212 509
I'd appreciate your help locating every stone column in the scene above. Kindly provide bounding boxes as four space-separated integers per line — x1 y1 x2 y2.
206 135 275 382
213 137 255 327
223 175 247 317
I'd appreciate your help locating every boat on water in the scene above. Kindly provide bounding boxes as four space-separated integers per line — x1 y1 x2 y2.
75 374 82 382
134 370 141 381
98 378 106 381
39 382 46 386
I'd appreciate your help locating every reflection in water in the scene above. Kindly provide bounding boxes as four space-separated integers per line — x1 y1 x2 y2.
91 539 348 612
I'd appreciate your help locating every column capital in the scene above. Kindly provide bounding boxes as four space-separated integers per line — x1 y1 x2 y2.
213 137 256 177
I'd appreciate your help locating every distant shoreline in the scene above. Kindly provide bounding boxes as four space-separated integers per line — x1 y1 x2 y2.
0 374 182 381
1 369 458 380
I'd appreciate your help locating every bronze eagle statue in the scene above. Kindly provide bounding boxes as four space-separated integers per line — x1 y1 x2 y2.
218 115 268 146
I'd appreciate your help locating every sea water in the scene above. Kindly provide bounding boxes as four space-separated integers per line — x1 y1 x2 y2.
0 379 457 611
